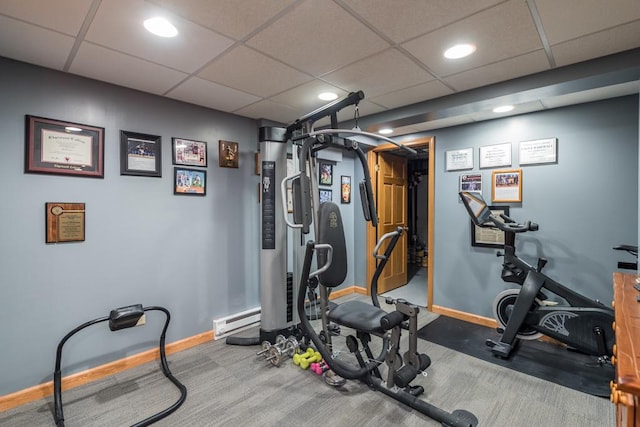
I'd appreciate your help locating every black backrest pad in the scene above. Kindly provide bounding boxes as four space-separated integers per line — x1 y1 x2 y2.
317 202 347 287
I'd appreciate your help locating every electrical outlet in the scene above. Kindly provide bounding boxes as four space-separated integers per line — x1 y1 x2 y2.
135 314 146 326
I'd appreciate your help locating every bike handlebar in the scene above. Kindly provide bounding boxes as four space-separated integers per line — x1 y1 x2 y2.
486 213 538 233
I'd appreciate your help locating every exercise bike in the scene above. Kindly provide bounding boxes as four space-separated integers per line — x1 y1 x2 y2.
459 191 615 360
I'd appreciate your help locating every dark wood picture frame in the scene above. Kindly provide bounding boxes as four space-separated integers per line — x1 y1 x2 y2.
341 175 351 204
172 137 207 167
25 115 104 178
174 167 206 196
471 205 510 248
319 162 333 186
219 140 239 168
319 189 332 203
120 130 162 177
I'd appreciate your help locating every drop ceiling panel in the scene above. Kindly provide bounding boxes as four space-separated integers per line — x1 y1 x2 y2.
69 43 188 95
235 99 304 124
197 45 313 98
322 48 435 98
85 0 234 74
443 50 550 92
0 0 93 36
269 80 349 113
551 21 640 67
167 77 261 113
371 81 454 109
0 16 75 70
535 0 640 44
246 0 389 76
341 0 503 43
149 0 297 40
402 0 543 77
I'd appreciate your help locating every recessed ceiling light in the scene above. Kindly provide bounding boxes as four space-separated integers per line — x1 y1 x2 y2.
493 105 514 113
444 43 476 59
318 92 338 101
378 128 393 135
144 17 178 38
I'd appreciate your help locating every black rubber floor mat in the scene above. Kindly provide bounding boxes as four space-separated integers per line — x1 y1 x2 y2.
417 316 614 397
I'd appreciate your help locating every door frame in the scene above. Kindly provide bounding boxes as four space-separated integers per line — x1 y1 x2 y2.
366 136 435 309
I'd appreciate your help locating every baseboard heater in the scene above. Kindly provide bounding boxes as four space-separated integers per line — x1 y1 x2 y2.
213 307 261 339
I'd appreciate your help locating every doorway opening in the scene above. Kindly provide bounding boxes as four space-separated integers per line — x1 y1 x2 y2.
366 136 435 309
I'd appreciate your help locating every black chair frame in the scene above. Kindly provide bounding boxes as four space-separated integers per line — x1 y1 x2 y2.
53 304 187 427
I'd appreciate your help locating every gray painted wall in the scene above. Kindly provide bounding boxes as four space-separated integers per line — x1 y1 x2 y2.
0 57 263 395
396 96 638 317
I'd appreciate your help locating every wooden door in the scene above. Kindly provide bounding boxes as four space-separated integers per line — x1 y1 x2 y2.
376 152 408 294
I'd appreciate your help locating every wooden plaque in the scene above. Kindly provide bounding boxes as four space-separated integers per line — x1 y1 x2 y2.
46 203 85 243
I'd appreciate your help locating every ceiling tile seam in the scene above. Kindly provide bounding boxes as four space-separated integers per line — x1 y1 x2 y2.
526 0 556 68
63 0 103 72
392 45 457 93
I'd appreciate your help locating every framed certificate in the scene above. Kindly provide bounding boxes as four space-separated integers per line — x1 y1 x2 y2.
25 115 104 178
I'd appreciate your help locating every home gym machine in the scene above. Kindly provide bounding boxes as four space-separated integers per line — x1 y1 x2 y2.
459 191 615 360
259 90 477 426
53 304 187 426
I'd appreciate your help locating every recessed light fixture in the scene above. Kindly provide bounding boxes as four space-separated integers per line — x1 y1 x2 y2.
444 43 476 59
65 126 82 132
378 128 393 135
144 17 178 38
318 92 338 101
493 105 514 113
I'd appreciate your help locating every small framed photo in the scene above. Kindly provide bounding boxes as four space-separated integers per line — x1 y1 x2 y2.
174 167 206 196
471 206 510 248
319 189 332 203
172 138 207 167
219 140 239 168
459 173 482 194
492 169 522 203
319 162 333 186
25 115 105 178
120 130 162 177
341 176 351 204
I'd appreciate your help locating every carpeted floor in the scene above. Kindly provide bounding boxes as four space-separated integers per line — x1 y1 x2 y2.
417 316 614 397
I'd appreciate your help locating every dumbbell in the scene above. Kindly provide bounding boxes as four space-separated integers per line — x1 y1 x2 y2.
293 349 321 370
310 361 329 375
264 336 300 367
256 335 287 356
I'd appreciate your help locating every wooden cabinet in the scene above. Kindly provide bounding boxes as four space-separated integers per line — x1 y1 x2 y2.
612 272 640 426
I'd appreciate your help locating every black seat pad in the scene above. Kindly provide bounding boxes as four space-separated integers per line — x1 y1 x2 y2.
328 300 386 335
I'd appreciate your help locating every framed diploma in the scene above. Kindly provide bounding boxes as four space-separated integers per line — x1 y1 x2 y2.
120 130 162 177
25 116 104 178
172 137 207 167
46 202 85 243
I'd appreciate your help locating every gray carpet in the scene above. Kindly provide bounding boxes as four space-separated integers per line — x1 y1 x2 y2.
0 294 615 426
